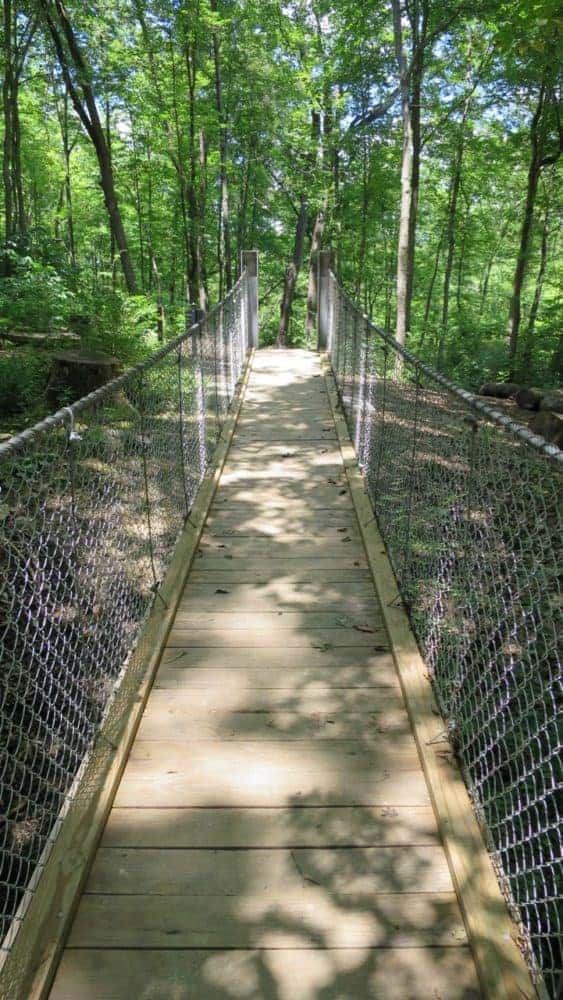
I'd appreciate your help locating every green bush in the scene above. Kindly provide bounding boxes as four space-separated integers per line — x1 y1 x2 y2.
80 291 163 366
0 255 76 331
0 350 47 418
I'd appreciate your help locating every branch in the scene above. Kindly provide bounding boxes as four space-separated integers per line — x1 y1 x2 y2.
37 0 92 135
349 87 400 131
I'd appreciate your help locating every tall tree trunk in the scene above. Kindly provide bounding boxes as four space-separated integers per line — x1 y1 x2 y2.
3 0 15 261
392 0 426 352
305 100 330 339
305 208 325 338
420 224 445 350
210 0 232 296
441 91 472 335
519 204 550 377
277 194 308 347
354 135 370 302
506 81 561 375
131 124 146 290
105 99 117 288
39 0 137 293
62 87 76 266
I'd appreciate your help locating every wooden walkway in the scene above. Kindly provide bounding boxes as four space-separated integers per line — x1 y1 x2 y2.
49 350 482 999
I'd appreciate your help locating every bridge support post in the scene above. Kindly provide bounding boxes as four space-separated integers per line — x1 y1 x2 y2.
318 249 334 351
242 250 259 349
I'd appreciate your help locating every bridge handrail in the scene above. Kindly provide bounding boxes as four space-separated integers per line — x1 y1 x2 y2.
325 268 562 997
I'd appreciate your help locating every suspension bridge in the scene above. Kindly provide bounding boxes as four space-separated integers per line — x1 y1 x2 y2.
0 253 560 999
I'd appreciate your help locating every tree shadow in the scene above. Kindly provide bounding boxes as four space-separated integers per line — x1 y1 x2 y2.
49 349 526 998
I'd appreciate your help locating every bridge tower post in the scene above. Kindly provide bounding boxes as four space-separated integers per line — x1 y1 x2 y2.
242 250 259 349
318 249 334 351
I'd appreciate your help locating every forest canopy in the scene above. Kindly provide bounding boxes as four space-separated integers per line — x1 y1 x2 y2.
0 0 561 430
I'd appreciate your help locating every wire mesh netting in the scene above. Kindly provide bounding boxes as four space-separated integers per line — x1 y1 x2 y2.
0 273 249 968
328 273 562 998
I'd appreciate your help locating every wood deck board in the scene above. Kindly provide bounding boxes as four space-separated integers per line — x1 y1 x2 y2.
49 349 485 999
50 947 481 1000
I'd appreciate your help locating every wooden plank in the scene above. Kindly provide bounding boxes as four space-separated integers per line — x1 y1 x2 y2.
202 524 362 539
154 667 398 692
158 644 398 681
322 356 536 999
188 559 369 577
214 485 352 501
166 626 388 648
197 538 365 558
50 946 482 1000
140 685 404 714
189 569 373 583
0 355 257 1000
178 581 376 612
170 610 382 630
86 845 454 895
67 891 467 950
136 696 410 741
114 740 430 808
102 805 441 849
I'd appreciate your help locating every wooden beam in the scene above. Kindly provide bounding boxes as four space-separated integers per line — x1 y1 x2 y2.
0 352 255 1000
321 355 538 1000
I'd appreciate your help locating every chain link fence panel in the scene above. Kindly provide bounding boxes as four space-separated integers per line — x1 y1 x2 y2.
0 273 250 968
328 272 562 998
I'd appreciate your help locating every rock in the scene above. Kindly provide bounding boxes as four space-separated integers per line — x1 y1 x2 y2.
539 389 563 414
515 387 543 411
479 382 521 400
47 350 121 406
529 411 563 450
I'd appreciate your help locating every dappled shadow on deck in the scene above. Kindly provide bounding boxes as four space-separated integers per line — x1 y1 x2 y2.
48 350 505 999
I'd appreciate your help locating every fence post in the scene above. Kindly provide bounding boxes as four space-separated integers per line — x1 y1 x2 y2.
242 250 259 349
318 249 333 351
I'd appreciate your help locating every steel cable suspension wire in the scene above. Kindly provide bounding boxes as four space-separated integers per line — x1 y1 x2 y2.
327 271 562 998
0 271 250 967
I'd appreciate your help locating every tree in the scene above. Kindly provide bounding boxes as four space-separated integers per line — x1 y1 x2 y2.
506 80 561 375
37 0 137 293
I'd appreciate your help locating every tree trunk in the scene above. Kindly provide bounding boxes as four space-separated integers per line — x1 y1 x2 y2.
519 204 550 377
305 208 325 338
210 0 232 297
392 0 426 352
441 91 472 336
420 225 444 350
277 194 308 347
3 0 15 260
506 136 541 370
39 0 137 294
506 81 561 375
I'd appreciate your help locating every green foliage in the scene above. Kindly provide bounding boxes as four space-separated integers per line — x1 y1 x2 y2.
0 254 77 331
80 292 162 366
0 350 47 419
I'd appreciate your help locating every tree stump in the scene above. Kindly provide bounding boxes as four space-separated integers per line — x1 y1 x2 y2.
47 350 121 406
